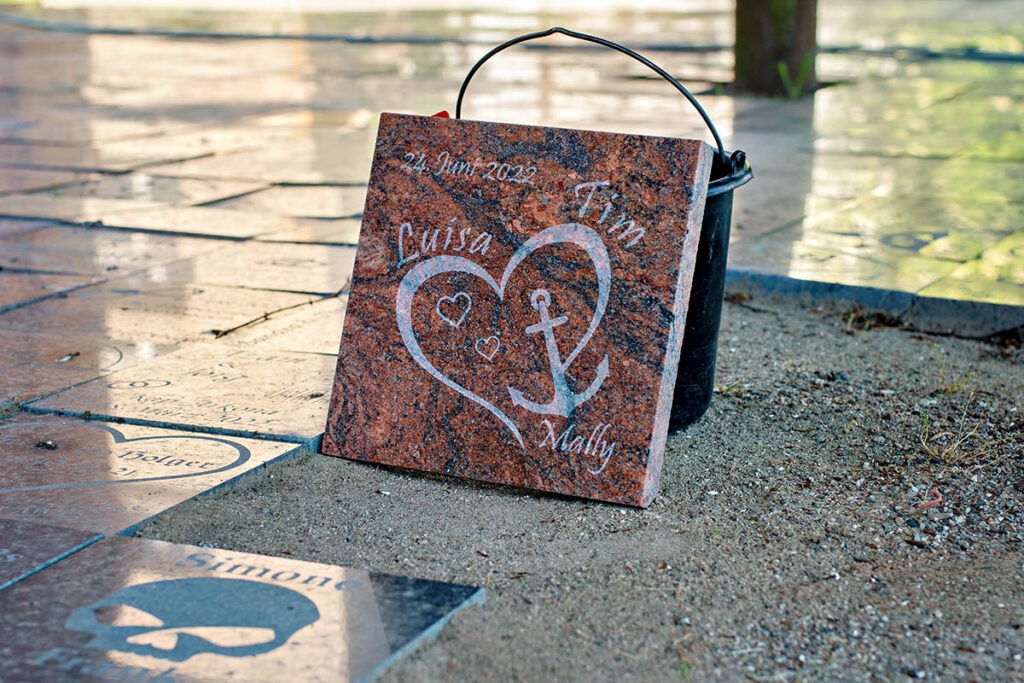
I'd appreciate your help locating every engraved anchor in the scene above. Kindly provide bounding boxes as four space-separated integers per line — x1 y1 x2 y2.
508 288 609 417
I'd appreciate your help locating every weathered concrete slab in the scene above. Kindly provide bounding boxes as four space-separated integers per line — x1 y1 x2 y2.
31 345 336 443
0 278 318 347
0 414 298 534
0 537 483 683
0 518 100 592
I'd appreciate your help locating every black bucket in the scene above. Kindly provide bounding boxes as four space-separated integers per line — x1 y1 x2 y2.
457 27 753 431
670 151 753 431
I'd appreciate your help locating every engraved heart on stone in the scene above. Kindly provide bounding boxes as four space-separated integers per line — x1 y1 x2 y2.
435 291 472 328
396 223 611 447
0 421 252 494
474 335 500 362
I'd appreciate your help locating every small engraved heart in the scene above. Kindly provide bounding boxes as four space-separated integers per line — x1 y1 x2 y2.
475 335 500 362
436 292 471 328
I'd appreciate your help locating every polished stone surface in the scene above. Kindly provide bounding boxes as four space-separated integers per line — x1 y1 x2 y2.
254 216 362 246
217 295 347 356
37 174 267 207
0 225 221 277
0 328 138 405
0 518 101 591
0 168 90 195
209 184 367 219
0 271 94 314
32 345 337 443
323 113 713 507
0 536 483 683
0 414 298 535
0 277 319 347
158 241 356 296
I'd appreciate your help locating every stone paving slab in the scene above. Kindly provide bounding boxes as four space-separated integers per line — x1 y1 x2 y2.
94 205 326 240
0 518 101 592
0 270 95 314
145 131 378 185
38 173 267 207
0 277 319 347
0 194 165 224
0 328 137 405
157 241 356 296
0 217 51 239
208 184 367 219
216 295 347 356
0 536 484 683
0 414 299 535
253 216 362 246
0 168 91 195
30 345 336 443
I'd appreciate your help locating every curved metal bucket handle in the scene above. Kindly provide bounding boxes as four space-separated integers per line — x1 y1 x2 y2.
455 26 734 169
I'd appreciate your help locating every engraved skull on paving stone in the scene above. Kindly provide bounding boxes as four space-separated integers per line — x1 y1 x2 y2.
65 577 320 662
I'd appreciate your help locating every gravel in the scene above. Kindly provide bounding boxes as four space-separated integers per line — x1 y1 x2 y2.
138 293 1024 681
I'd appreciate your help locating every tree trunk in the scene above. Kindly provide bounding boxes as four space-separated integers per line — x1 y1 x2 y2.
734 0 818 96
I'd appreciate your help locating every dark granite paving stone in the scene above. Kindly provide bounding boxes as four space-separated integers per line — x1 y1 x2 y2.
322 113 713 507
0 537 484 682
0 518 101 591
0 414 298 535
31 345 337 443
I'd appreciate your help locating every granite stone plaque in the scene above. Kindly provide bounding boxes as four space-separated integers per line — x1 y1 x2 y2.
0 537 484 682
0 414 298 534
323 113 712 507
0 518 101 591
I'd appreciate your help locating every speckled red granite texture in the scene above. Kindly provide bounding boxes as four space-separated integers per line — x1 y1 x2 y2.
322 113 712 507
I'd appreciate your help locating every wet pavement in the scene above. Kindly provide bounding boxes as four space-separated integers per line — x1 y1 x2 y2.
0 0 1021 680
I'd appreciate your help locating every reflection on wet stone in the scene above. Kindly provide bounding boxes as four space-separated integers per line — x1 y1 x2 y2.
0 537 483 682
0 414 297 534
0 518 101 591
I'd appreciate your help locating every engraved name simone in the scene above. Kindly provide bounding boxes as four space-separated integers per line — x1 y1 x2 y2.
401 149 537 185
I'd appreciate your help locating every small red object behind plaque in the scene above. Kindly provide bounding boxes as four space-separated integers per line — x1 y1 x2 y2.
322 113 712 507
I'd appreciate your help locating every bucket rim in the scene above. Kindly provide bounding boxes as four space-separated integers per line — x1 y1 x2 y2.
708 156 753 197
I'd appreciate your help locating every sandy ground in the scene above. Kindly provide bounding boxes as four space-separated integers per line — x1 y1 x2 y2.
137 293 1023 682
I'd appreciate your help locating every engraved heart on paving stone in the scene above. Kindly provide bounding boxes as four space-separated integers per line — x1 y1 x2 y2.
435 291 472 328
0 421 252 494
396 224 611 448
